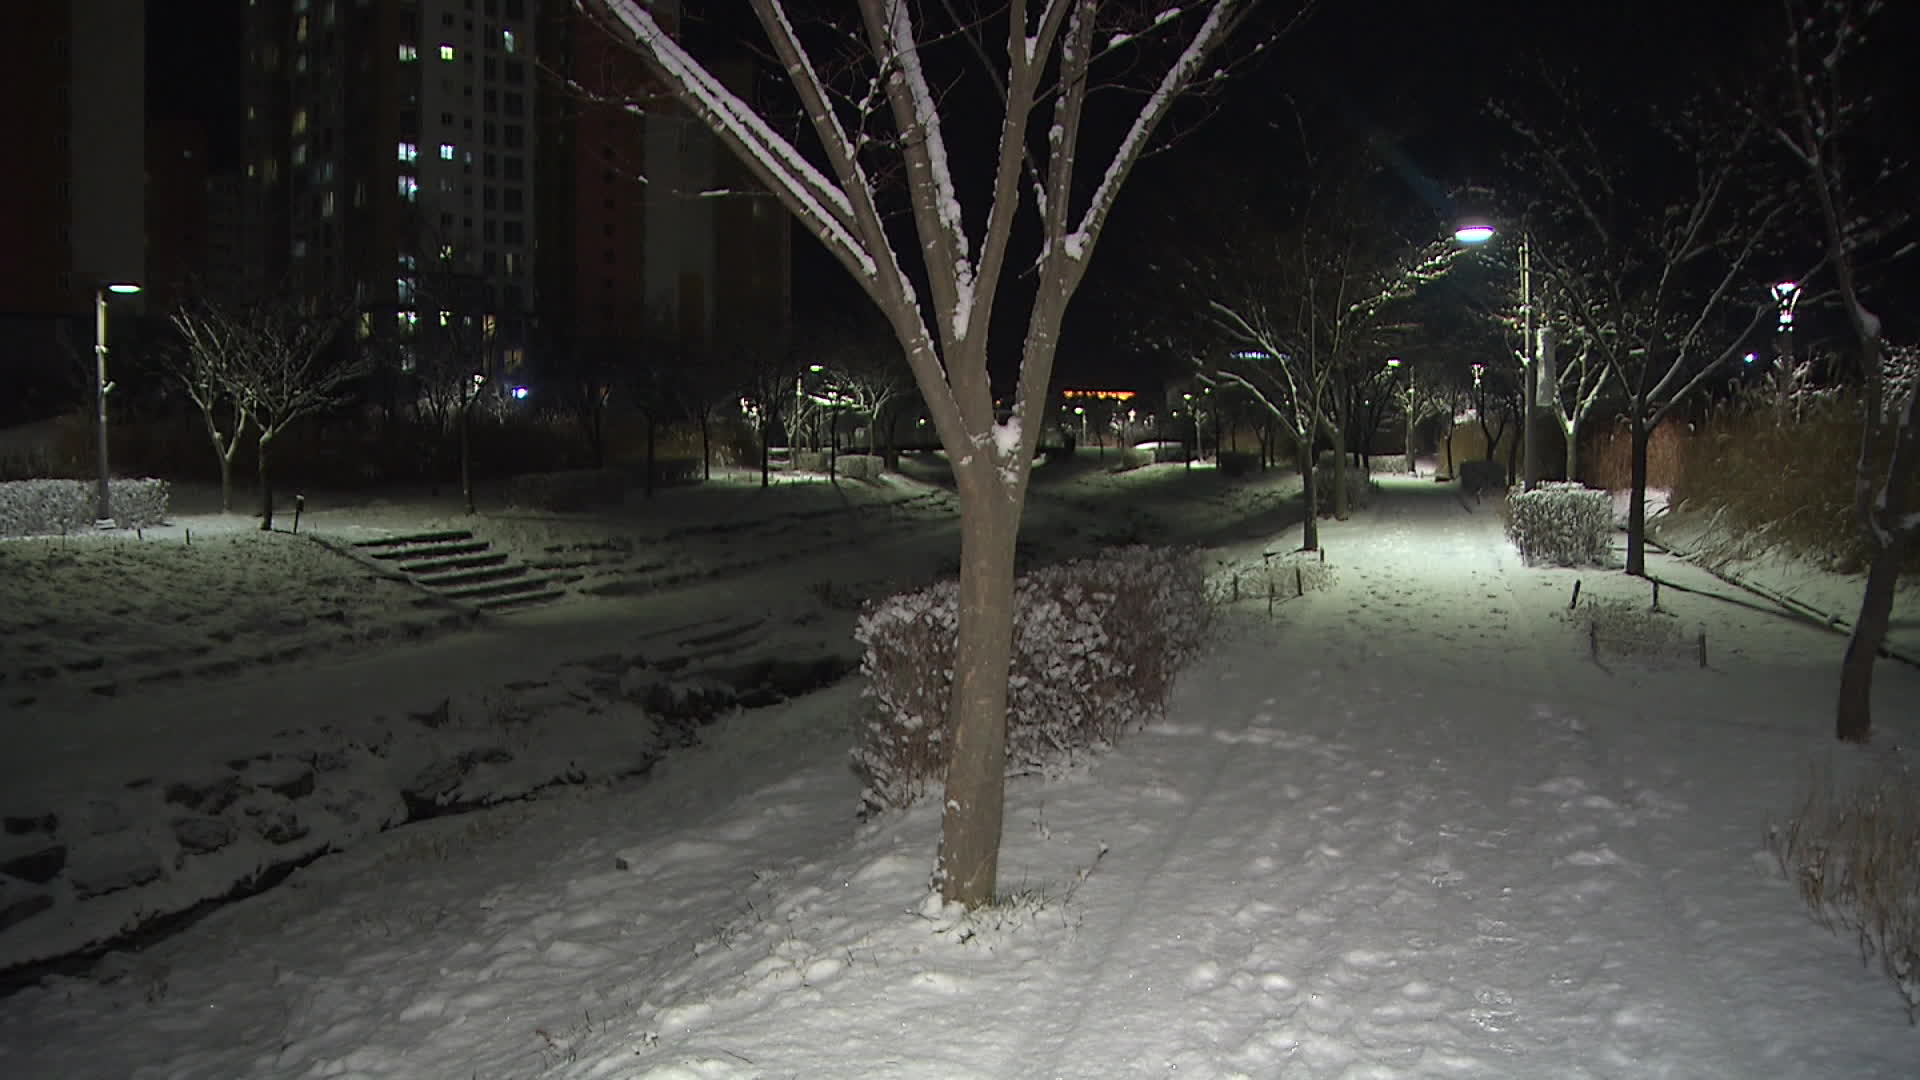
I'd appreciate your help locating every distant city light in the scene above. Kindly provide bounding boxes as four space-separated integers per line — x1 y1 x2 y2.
511 385 529 400
1743 353 1757 365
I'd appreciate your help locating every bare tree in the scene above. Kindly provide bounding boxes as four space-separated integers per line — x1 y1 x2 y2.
580 0 1296 906
1198 176 1459 533
1498 80 1787 574
226 298 363 530
166 295 255 511
1765 0 1918 742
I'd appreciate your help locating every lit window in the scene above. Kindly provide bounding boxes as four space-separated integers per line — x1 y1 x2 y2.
438 310 452 327
296 15 309 42
292 142 308 165
396 141 417 162
439 142 455 160
292 239 308 258
396 175 418 201
356 312 372 339
292 108 308 134
502 29 516 53
320 191 335 217
396 276 416 302
399 43 418 61
396 310 418 334
439 43 455 61
398 252 416 269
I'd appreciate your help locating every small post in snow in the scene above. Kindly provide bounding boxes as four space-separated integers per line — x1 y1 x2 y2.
1569 580 1582 610
1697 628 1708 669
292 494 306 535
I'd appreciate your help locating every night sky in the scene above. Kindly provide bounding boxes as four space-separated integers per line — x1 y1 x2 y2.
138 0 1906 383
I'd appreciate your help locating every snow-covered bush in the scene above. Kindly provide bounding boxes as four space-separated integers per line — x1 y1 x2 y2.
853 546 1210 813
0 477 169 537
1458 459 1507 496
1113 446 1154 471
1311 452 1373 512
1505 482 1612 566
835 454 883 481
504 468 626 511
1768 755 1920 1020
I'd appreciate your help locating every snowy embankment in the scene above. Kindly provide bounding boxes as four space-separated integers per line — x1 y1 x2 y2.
0 472 970 979
4 473 1917 1078
2 460 1237 984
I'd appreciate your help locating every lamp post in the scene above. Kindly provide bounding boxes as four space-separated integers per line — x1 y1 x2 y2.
1771 280 1799 419
93 281 142 524
1454 222 1538 491
1386 356 1415 475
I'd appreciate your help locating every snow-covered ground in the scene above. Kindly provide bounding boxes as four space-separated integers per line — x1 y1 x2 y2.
3 461 1917 1078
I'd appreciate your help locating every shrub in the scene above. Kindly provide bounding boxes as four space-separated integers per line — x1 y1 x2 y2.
0 477 170 537
1113 446 1154 471
1311 452 1373 512
835 454 884 481
1458 459 1507 496
1767 756 1920 1019
853 546 1210 813
503 468 627 512
1505 482 1612 566
1216 450 1260 477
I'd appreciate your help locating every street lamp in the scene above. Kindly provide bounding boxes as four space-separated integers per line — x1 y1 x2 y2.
1455 222 1539 491
1386 356 1416 475
1771 280 1800 417
94 281 142 524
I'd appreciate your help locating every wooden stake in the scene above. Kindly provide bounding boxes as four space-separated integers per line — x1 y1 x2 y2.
1569 580 1582 610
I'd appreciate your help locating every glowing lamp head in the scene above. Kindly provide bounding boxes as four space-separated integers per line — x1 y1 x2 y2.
1453 224 1495 244
106 282 142 294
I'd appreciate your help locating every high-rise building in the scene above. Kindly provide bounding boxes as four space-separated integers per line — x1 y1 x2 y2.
0 0 146 423
239 0 541 383
536 2 790 373
236 0 790 400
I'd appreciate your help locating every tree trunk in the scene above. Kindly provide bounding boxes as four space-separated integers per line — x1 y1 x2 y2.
936 488 1020 906
1329 420 1351 521
212 431 237 512
257 430 276 531
699 409 712 481
644 414 658 499
1563 416 1581 488
460 404 476 515
1836 542 1903 743
1625 414 1650 576
1298 431 1320 551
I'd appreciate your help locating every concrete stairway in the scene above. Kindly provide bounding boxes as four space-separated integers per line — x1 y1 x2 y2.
351 529 565 611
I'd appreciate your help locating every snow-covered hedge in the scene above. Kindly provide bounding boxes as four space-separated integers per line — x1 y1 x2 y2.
835 454 883 481
0 478 169 538
1311 453 1373 512
1113 446 1154 471
1505 482 1612 566
504 468 626 512
852 546 1210 813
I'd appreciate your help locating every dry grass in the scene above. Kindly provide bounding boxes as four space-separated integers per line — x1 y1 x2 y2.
1767 755 1920 1021
1579 418 1688 491
1673 395 1919 573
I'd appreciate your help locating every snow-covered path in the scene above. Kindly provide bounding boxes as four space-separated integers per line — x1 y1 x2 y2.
4 474 1915 1077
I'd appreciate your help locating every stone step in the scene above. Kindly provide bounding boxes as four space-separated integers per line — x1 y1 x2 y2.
351 529 473 549
417 564 528 589
403 551 510 575
371 540 492 561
